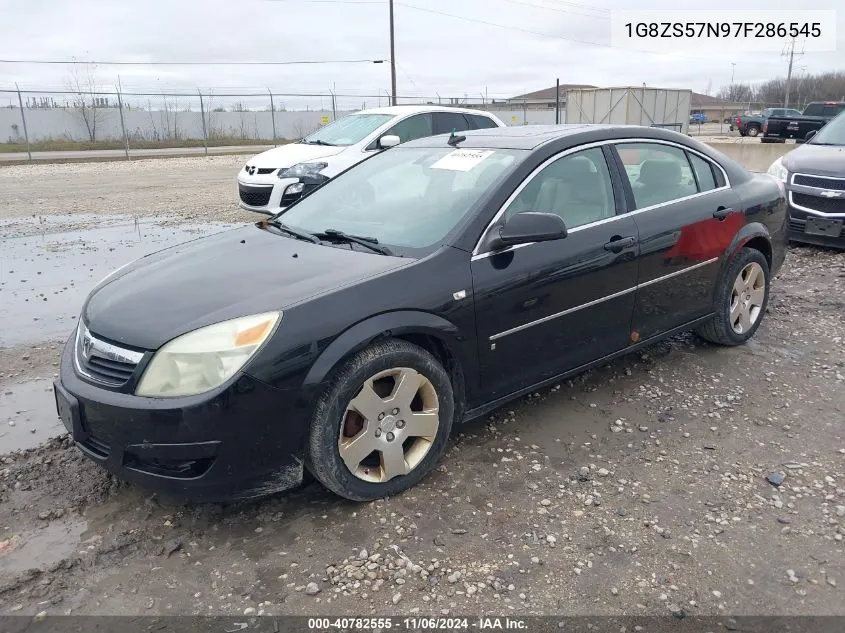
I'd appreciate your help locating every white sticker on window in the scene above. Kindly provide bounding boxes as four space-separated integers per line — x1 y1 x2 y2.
430 149 494 172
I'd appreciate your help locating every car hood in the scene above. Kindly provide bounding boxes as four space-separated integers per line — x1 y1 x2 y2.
82 225 410 350
783 144 845 177
246 143 346 169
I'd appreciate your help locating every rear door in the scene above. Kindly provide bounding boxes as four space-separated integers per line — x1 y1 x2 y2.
610 141 741 340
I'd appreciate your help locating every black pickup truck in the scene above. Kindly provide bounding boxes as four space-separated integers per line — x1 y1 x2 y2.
761 101 845 143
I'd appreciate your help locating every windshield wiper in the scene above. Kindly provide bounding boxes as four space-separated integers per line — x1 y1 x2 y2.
315 229 393 255
301 139 335 146
260 218 320 243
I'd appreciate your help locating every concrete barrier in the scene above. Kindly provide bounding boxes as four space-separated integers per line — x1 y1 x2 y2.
705 141 794 173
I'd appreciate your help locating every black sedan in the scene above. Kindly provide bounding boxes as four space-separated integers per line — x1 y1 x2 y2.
767 110 845 249
54 124 788 502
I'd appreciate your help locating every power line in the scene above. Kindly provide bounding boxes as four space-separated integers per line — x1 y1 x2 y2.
394 2 788 68
498 0 609 19
0 58 387 66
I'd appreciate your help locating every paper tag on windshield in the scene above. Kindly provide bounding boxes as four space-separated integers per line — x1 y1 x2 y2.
430 149 494 172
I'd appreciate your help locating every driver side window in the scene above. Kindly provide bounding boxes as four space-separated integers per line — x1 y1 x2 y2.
366 113 434 150
504 147 616 230
383 113 433 144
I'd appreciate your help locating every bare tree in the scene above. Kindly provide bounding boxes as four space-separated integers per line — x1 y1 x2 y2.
716 70 845 109
65 63 103 142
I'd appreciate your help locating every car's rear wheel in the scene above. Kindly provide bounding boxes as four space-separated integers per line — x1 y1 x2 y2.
696 248 770 346
747 125 760 137
305 339 454 501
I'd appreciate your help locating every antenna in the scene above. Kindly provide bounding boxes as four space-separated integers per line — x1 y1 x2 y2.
447 130 466 146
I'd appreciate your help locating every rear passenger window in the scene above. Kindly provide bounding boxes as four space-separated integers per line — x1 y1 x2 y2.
471 115 498 129
687 153 717 192
432 112 471 135
616 143 698 209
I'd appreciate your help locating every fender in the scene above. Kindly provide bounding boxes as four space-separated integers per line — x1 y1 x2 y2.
302 310 475 394
724 221 772 265
706 221 772 310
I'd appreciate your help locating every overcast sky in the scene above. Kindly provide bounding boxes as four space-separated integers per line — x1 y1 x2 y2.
1 0 843 109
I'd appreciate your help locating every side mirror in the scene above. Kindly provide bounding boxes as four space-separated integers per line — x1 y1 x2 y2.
805 130 817 140
487 212 567 251
378 134 401 149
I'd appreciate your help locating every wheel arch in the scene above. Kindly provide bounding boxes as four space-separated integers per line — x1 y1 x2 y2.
302 310 471 420
726 222 773 269
708 222 772 309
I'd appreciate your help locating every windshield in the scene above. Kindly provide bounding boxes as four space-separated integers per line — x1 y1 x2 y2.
274 146 527 252
300 113 395 146
809 110 845 145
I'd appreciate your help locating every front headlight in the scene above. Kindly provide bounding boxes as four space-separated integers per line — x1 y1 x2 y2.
767 156 788 183
135 311 282 398
278 162 328 179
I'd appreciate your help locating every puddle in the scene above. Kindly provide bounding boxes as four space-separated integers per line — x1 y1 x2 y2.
0 518 88 576
0 379 64 453
0 214 238 347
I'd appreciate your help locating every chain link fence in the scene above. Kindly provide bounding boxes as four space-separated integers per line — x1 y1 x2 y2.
3 84 816 160
1 87 558 160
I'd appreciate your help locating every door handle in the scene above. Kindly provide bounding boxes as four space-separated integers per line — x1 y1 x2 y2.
604 236 637 252
713 206 732 221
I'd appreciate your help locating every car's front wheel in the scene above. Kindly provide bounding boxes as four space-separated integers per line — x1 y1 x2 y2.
305 339 455 501
696 247 770 346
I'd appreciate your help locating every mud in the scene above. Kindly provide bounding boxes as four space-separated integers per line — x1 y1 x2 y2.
1 214 237 348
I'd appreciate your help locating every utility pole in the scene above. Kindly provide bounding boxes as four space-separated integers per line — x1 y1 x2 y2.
782 37 803 108
389 0 397 105
730 62 736 90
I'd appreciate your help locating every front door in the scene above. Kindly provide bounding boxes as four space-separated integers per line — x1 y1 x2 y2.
471 146 639 401
611 141 742 340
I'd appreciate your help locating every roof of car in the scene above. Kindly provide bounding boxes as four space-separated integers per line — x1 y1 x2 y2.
399 124 645 150
355 104 499 117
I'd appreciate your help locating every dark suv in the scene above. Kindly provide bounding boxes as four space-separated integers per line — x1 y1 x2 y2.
767 110 845 249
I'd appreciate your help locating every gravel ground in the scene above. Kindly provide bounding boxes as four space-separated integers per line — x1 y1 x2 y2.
0 155 255 237
0 158 844 618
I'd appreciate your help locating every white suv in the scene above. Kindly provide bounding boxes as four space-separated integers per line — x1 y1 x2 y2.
237 105 506 213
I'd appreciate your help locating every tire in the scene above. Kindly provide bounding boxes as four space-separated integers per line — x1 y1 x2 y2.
305 338 455 501
747 125 760 137
696 248 770 346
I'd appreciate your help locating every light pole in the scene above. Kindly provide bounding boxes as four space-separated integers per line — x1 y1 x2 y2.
389 0 397 105
730 62 736 97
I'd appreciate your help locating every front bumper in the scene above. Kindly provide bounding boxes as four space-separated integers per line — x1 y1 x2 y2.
786 184 845 250
237 176 301 213
787 209 845 250
55 335 312 502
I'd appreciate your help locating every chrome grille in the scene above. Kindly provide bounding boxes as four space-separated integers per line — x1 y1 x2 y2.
790 192 845 215
75 324 144 388
792 174 845 191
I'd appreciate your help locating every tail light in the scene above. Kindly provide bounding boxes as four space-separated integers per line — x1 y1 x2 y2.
735 117 741 126
762 121 768 134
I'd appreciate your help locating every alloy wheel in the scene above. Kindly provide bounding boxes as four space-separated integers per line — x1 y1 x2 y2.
338 367 440 483
729 262 765 334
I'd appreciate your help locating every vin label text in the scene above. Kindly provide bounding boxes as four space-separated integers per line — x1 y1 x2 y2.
610 10 837 53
